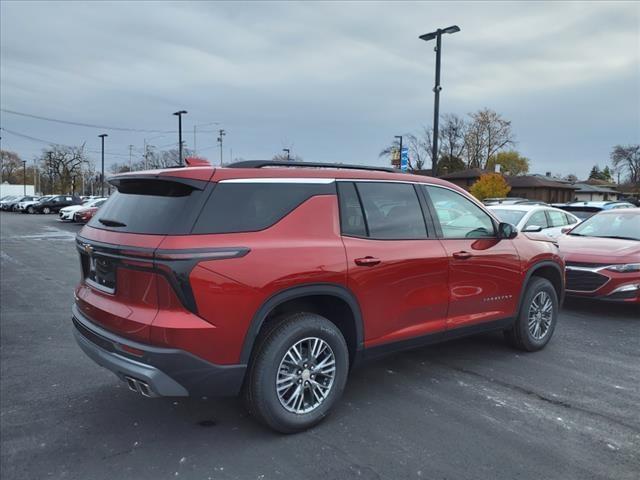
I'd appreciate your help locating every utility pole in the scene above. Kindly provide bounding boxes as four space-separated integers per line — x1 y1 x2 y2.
33 159 38 194
419 25 460 176
98 134 108 197
22 160 26 195
217 129 226 166
173 110 187 165
128 144 134 171
47 151 53 195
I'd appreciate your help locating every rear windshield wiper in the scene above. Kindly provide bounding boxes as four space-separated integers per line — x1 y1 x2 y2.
98 218 127 227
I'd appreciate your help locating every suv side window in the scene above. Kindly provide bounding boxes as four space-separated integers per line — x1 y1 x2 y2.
547 210 566 227
192 182 334 234
423 185 495 238
354 182 427 239
337 183 367 237
525 211 549 229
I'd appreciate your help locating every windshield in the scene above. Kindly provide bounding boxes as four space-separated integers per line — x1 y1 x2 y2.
570 211 639 240
490 209 527 225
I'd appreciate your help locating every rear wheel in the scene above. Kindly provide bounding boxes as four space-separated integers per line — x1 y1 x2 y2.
42 207 51 214
27 206 35 214
244 312 349 433
505 277 558 351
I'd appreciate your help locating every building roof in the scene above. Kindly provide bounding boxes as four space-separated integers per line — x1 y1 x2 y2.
439 168 488 179
573 183 619 194
505 175 576 190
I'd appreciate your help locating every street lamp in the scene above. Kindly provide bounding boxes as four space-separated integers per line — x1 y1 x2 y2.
419 25 460 176
22 160 26 195
98 134 108 197
173 110 188 165
283 148 290 161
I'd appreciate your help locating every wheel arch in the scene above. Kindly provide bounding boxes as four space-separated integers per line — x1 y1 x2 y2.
518 260 564 313
240 283 364 365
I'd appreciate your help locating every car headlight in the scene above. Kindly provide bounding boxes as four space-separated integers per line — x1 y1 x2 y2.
606 263 640 273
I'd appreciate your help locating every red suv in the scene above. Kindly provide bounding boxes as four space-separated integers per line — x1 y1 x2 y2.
73 160 564 432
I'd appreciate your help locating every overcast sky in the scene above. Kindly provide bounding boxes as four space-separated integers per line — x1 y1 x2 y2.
1 1 638 179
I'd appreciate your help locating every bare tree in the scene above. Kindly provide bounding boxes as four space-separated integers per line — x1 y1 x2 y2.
439 114 467 161
272 153 303 162
610 144 640 185
465 108 515 169
405 127 432 170
1 150 24 183
37 145 89 194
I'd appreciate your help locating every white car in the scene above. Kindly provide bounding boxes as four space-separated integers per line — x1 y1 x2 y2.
59 198 106 221
16 196 44 213
488 204 581 239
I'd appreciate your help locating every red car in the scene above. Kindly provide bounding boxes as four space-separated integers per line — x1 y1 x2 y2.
73 199 106 223
558 208 640 303
72 160 564 432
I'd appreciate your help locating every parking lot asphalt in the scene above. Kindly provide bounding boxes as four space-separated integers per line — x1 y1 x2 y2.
1 211 639 480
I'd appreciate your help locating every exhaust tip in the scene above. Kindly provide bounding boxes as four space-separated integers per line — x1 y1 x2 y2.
137 382 152 397
125 376 139 393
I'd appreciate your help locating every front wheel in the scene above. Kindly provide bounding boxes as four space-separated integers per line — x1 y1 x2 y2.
244 312 349 433
27 206 35 214
42 207 51 214
505 277 558 351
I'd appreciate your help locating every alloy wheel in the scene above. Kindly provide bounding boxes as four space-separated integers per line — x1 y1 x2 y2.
276 337 336 414
528 291 553 340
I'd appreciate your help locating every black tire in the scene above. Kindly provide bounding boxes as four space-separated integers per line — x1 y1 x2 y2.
243 312 349 433
42 207 50 214
505 277 558 351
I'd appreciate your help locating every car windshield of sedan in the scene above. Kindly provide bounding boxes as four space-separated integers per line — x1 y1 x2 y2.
490 209 527 226
569 212 640 240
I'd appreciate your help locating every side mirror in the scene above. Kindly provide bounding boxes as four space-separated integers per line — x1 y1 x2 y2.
522 225 543 233
561 227 572 234
498 222 518 239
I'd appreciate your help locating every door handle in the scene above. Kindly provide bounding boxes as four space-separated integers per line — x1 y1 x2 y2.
354 256 381 267
452 251 472 260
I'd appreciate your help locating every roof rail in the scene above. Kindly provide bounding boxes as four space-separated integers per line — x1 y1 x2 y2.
226 160 398 174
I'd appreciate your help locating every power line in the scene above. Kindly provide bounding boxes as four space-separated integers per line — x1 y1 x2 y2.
1 108 174 133
0 127 130 158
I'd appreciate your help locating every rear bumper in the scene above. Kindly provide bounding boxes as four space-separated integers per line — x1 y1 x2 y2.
72 304 246 397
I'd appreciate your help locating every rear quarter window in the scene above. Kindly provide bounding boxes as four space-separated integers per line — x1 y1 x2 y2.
192 182 335 234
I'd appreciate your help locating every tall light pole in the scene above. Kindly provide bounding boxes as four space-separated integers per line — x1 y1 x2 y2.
217 129 226 165
22 160 26 195
173 110 187 165
419 25 460 176
283 148 290 161
98 134 108 196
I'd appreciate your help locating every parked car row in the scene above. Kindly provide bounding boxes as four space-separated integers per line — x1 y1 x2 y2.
0 195 40 211
1 194 107 220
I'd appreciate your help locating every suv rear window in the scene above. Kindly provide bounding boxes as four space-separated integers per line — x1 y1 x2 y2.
89 178 208 235
192 182 334 234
